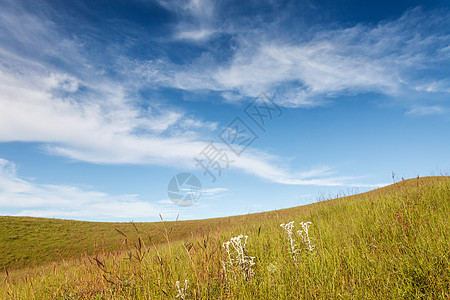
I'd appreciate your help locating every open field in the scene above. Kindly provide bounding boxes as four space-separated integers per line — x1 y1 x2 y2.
1 176 449 299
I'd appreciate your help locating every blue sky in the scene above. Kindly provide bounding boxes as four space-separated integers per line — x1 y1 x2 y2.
0 0 449 221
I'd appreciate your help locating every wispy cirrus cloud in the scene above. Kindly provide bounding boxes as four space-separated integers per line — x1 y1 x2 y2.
0 158 179 221
406 105 445 116
176 28 215 41
155 0 217 41
0 0 351 187
2 0 444 192
132 7 450 109
0 64 345 185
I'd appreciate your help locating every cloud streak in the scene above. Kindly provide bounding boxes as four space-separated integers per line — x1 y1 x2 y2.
155 0 217 41
0 1 353 187
131 7 450 109
0 159 178 220
406 105 445 116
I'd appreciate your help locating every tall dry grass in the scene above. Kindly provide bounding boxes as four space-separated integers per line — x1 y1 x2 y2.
2 177 449 299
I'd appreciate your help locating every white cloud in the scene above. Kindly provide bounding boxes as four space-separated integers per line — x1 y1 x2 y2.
212 38 399 105
155 0 214 20
0 0 358 187
0 159 179 220
201 187 228 200
176 28 215 41
203 187 227 194
0 61 345 184
1 1 432 190
131 8 450 108
0 155 376 220
406 105 445 116
414 80 450 93
155 0 216 41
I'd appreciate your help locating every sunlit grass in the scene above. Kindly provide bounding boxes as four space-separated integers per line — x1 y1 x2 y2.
2 176 449 299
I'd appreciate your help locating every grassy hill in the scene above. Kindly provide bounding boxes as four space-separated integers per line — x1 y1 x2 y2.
1 176 449 299
0 176 438 271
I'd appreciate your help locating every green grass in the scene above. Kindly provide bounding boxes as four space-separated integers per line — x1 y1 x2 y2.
0 210 279 271
1 176 449 299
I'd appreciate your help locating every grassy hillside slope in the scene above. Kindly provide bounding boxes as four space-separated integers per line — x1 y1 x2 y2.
0 176 441 271
1 176 449 299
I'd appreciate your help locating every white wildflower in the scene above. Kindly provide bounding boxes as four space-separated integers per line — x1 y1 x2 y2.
267 263 278 273
175 279 189 299
280 221 300 261
222 234 255 280
281 221 316 261
297 221 315 251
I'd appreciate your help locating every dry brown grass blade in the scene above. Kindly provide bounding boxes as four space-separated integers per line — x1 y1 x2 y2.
92 256 111 274
131 221 140 233
160 288 168 296
146 232 152 243
102 274 115 285
3 267 8 283
114 228 127 238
